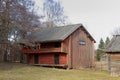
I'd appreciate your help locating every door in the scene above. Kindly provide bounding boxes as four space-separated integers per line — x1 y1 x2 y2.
3 52 7 62
54 54 59 64
34 55 38 64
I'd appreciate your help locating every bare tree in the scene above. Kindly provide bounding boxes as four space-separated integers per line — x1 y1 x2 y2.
0 0 40 43
112 27 120 35
42 0 68 26
0 0 40 62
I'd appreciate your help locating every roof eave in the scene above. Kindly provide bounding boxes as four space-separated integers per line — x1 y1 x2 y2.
35 39 63 43
80 25 96 43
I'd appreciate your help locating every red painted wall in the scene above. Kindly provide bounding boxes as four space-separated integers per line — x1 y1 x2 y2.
39 54 54 64
28 53 67 65
59 54 67 64
29 55 34 64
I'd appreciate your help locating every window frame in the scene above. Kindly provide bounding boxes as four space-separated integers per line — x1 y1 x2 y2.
79 40 86 45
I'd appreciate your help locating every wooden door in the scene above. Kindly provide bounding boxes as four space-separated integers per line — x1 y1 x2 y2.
34 55 38 64
54 54 59 64
3 50 7 62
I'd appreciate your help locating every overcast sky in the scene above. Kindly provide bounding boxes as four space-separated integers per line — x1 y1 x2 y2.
35 0 120 48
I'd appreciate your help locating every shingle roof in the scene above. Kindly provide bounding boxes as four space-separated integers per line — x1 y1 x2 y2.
105 35 120 53
19 39 35 47
31 24 95 43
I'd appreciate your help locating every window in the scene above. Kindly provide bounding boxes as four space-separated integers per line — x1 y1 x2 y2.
54 42 61 47
79 41 86 45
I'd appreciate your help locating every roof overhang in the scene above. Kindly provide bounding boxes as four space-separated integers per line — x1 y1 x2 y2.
80 25 96 43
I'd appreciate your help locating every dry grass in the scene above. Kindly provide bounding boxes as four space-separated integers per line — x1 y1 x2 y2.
95 61 108 71
0 62 120 80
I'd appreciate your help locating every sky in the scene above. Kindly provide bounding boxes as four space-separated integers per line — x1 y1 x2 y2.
34 0 120 49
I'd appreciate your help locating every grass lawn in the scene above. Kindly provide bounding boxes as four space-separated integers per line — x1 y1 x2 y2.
0 62 120 80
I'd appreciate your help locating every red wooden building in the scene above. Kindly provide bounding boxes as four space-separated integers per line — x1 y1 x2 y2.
20 24 96 69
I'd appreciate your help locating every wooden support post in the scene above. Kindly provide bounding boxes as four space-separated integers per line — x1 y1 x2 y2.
68 36 72 69
108 54 111 74
61 42 63 52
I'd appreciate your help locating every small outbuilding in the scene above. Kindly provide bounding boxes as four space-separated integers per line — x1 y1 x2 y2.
105 35 120 76
20 24 96 69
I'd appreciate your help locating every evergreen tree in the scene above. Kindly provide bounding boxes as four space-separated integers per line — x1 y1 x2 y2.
96 38 105 61
105 37 110 47
98 38 105 50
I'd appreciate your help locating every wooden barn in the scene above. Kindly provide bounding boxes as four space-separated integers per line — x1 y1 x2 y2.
105 35 120 76
20 24 96 69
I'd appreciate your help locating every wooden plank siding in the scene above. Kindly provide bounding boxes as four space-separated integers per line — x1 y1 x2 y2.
61 36 72 68
108 54 120 76
21 48 62 54
70 28 94 68
91 41 95 66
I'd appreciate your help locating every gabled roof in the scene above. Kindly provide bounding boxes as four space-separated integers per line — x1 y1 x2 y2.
31 24 96 43
105 35 120 53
